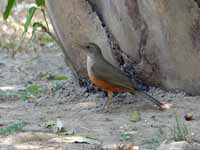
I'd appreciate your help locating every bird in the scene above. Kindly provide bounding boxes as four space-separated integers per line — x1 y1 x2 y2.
75 42 171 112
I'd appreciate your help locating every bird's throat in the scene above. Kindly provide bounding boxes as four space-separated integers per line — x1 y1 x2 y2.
87 56 95 77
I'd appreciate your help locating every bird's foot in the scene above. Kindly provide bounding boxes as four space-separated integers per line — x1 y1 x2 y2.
89 104 108 113
102 102 112 113
91 108 103 113
91 104 112 113
90 106 111 113
103 106 111 113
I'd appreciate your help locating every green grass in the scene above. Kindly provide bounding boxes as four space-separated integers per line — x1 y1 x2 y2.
19 84 44 100
120 132 131 141
0 80 67 101
173 113 190 141
38 33 55 45
145 128 165 149
0 121 25 135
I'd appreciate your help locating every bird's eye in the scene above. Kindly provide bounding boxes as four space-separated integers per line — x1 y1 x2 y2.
86 46 90 49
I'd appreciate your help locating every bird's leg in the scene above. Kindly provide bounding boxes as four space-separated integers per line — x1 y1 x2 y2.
103 91 113 112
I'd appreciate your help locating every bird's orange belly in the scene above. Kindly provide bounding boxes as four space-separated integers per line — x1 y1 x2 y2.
89 74 133 92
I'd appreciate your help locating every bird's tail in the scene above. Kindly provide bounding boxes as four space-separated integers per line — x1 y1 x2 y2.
133 91 163 109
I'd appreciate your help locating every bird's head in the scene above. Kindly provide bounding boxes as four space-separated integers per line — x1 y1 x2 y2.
75 42 102 57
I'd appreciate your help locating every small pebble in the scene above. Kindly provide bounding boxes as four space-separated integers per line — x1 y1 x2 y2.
184 113 194 121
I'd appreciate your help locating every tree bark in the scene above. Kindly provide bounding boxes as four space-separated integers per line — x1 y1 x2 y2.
46 0 200 95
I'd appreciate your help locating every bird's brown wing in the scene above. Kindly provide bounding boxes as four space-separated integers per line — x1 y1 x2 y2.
91 58 136 90
92 57 164 109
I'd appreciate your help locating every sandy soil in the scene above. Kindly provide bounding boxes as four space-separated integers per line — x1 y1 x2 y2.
0 44 200 150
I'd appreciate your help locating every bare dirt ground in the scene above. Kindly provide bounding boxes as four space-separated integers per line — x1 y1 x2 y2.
0 2 200 150
0 36 200 150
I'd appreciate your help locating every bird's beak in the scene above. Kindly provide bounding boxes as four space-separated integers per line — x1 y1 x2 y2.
74 41 86 49
73 41 89 54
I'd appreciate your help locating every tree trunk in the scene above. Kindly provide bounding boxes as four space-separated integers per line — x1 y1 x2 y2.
46 0 200 95
0 0 6 13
